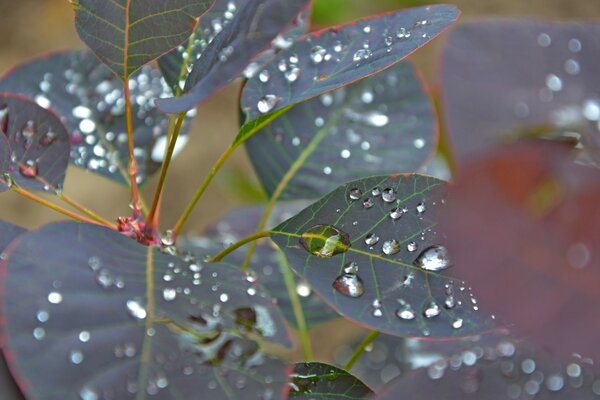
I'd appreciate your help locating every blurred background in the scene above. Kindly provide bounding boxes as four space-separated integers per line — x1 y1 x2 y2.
1 0 599 234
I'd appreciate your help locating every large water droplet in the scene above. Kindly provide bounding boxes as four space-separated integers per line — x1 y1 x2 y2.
332 273 364 298
300 225 350 258
257 95 279 114
126 299 147 320
349 188 362 200
423 301 441 318
382 239 400 255
382 188 396 202
414 245 450 271
390 208 405 220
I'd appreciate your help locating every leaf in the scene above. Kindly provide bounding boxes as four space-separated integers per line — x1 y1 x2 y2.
0 50 192 186
270 174 495 338
377 339 600 399
181 204 340 329
245 61 437 200
441 20 600 166
289 362 373 399
0 94 70 192
240 5 459 124
0 222 291 400
440 139 600 363
72 0 215 79
156 0 313 113
158 0 310 93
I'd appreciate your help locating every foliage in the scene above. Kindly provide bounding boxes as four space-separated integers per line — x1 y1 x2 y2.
0 1 598 399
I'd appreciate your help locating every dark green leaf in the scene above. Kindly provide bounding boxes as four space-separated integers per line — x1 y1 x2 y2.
245 62 437 200
290 362 373 399
72 0 215 79
240 5 459 124
0 50 193 186
270 174 495 338
0 94 70 192
157 0 312 113
1 222 291 399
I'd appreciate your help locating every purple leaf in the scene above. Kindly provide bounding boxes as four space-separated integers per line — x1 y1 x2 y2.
270 174 495 338
0 94 70 193
441 20 600 165
1 222 291 400
245 61 437 200
157 0 312 113
72 0 215 79
240 5 459 124
0 50 192 186
440 140 600 363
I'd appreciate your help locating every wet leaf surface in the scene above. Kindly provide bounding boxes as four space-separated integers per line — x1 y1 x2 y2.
246 62 437 200
378 338 600 400
157 0 312 113
72 0 215 79
0 94 70 192
240 5 459 124
181 204 340 329
289 362 373 399
440 139 600 363
270 174 495 338
1 222 291 400
0 51 192 185
441 20 600 166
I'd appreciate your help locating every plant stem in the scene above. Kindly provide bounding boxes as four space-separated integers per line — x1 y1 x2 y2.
57 192 116 228
12 186 112 228
278 251 313 361
123 76 142 219
343 330 380 371
209 231 270 262
172 143 238 236
146 112 186 229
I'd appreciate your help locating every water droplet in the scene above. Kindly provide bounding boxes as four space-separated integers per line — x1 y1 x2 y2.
363 111 389 127
382 188 395 203
414 138 426 149
258 70 270 83
163 288 177 302
79 119 96 134
310 46 327 64
365 233 379 246
372 299 383 317
452 318 463 329
423 301 441 318
126 299 147 320
79 386 99 400
568 38 582 53
219 293 229 303
582 99 600 121
390 208 404 220
414 245 450 271
416 202 426 214
564 59 580 75
361 91 374 104
39 131 57 146
33 327 45 340
48 292 63 304
382 239 400 255
362 198 374 209
349 188 362 200
332 273 364 298
257 95 279 114
407 241 418 252
285 67 300 83
546 74 562 92
300 225 350 258
546 374 564 392
371 188 381 197
69 349 84 364
296 281 311 297
161 230 175 246
340 149 351 159
395 301 416 320
37 310 49 323
537 33 551 47
19 160 39 178
353 49 372 61
79 331 91 342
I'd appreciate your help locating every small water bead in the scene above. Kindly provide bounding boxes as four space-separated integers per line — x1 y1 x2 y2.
332 273 365 298
582 100 600 122
257 95 279 114
33 327 46 340
79 119 96 134
258 70 270 83
537 33 551 47
381 188 395 203
323 166 332 175
416 202 426 214
48 291 63 304
277 59 288 72
349 188 362 200
344 262 359 274
79 331 91 343
72 105 92 119
372 299 383 317
79 386 99 400
396 28 411 39
566 363 582 378
423 301 441 318
564 59 580 75
37 310 49 323
285 67 300 83
389 208 405 220
361 91 374 104
320 93 334 107
568 38 582 53
382 239 400 255
546 374 565 392
340 149 351 159
521 359 536 374
163 288 177 302
296 281 311 297
19 160 39 178
353 49 372 62
310 46 327 64
371 187 381 197
219 293 229 303
126 299 147 320
365 233 379 246
395 301 415 320
546 74 563 92
414 138 426 149
362 198 374 209
300 225 350 258
70 349 84 364
452 318 463 329
315 117 325 127
407 242 418 252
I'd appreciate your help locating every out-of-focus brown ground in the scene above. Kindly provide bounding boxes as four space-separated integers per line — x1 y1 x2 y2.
0 0 599 236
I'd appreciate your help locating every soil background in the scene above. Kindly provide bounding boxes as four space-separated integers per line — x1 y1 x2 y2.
0 0 599 234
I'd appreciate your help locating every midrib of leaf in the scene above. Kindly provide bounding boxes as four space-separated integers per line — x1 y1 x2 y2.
123 0 132 80
136 245 155 400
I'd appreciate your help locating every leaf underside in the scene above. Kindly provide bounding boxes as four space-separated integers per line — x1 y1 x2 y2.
271 174 495 338
245 61 437 200
1 222 291 400
0 50 192 186
289 362 374 399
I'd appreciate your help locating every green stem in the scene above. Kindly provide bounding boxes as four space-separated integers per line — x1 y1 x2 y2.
278 251 314 361
343 330 380 371
57 192 116 228
123 76 142 218
146 112 186 229
209 231 270 262
172 143 239 236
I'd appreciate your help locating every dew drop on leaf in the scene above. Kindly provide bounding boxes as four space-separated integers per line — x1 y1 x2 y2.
332 273 365 298
423 301 441 318
257 94 279 114
382 239 400 255
300 225 350 258
126 299 147 320
349 188 362 200
395 301 416 320
382 188 396 203
19 160 39 178
414 245 451 271
365 233 379 246
163 288 177 302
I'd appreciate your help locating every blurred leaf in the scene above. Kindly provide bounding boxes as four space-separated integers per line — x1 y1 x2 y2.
441 20 600 166
158 0 311 111
245 61 437 200
270 174 495 338
289 362 373 399
240 4 459 127
0 94 70 192
1 222 291 399
72 0 214 79
0 51 192 186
